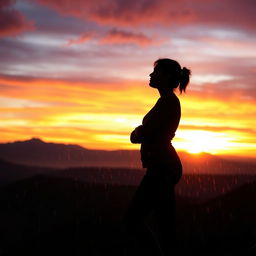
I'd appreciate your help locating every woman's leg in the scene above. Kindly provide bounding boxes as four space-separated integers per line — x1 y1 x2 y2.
121 163 180 255
154 182 176 256
152 162 180 256
121 171 163 255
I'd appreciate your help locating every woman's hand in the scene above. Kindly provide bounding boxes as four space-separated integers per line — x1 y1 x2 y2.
130 125 144 143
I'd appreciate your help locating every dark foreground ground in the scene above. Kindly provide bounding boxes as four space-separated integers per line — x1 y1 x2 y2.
0 171 256 256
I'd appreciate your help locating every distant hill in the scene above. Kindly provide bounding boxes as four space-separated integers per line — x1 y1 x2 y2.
0 158 54 186
0 138 140 168
1 158 256 204
176 180 256 253
0 138 255 174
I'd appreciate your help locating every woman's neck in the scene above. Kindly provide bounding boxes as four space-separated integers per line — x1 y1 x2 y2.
158 87 174 97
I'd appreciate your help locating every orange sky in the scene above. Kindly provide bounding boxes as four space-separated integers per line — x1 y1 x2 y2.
0 0 255 158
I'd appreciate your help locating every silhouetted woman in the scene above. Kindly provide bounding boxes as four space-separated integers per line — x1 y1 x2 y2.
122 58 191 256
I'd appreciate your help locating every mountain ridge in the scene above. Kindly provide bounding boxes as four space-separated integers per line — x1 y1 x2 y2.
0 138 255 174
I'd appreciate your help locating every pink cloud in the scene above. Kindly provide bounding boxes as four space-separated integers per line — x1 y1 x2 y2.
99 29 158 46
66 31 96 46
35 0 255 30
65 28 164 47
0 0 34 37
35 0 194 26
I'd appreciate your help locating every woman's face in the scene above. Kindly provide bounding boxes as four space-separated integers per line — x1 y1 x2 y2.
149 65 170 88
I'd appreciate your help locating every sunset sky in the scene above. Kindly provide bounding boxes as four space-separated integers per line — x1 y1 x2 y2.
0 0 255 158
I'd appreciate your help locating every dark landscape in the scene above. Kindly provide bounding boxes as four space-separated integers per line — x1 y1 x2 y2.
0 139 256 255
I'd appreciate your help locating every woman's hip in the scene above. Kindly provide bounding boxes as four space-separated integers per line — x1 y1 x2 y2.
146 160 183 185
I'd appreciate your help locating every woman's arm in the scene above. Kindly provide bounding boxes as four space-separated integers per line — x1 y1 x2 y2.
130 125 144 143
130 113 171 144
130 99 179 144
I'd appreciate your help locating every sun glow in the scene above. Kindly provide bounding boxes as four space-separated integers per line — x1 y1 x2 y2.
174 130 232 155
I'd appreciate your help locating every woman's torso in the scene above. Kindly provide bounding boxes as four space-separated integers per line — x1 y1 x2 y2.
140 93 182 170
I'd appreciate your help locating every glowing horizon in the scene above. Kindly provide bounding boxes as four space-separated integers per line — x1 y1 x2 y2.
0 73 255 158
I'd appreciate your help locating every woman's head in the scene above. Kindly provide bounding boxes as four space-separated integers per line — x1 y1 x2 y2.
149 58 191 94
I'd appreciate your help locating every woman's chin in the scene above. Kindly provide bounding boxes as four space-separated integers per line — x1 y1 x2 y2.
149 82 157 88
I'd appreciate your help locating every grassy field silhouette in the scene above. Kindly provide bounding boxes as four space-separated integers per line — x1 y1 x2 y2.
0 161 256 255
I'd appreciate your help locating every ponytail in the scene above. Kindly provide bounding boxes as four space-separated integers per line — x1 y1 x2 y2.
179 67 191 94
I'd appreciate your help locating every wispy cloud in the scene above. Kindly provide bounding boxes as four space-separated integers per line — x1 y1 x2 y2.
99 28 162 46
66 31 96 46
35 0 255 30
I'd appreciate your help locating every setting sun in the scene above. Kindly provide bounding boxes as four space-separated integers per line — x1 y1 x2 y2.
173 130 233 155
